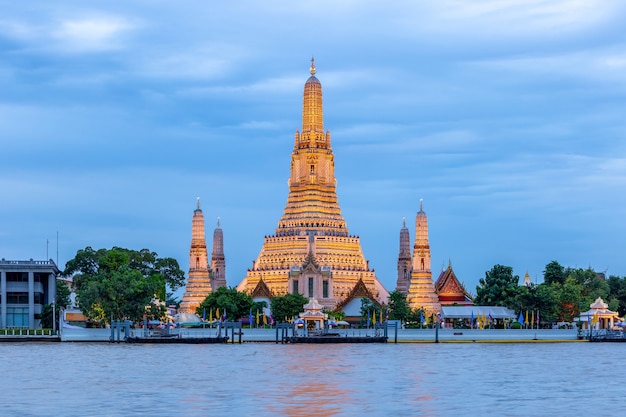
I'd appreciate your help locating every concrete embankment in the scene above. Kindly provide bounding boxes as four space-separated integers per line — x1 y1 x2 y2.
56 326 581 343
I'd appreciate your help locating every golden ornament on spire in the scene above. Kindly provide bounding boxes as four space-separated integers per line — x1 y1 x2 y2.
310 56 316 76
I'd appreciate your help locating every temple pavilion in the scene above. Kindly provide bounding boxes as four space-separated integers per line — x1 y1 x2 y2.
236 59 389 311
578 297 620 330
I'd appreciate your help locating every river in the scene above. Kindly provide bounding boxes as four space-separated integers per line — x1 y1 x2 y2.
1 341 621 416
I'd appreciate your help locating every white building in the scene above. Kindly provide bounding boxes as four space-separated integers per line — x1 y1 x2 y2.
0 259 60 328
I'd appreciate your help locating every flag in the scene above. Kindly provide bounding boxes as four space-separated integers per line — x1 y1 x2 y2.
209 309 213 323
518 311 524 325
531 311 535 328
419 310 424 324
249 309 253 329
216 308 220 321
256 310 260 327
524 310 529 325
488 313 493 324
367 310 371 328
471 310 474 328
386 309 389 322
536 310 540 326
269 313 274 326
591 312 599 326
202 308 206 321
482 314 487 329
223 309 227 322
379 310 382 325
263 312 267 326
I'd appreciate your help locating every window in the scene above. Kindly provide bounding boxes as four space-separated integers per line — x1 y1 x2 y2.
7 292 29 304
7 272 28 282
308 277 314 298
323 280 329 298
292 280 299 294
34 292 44 305
6 307 29 327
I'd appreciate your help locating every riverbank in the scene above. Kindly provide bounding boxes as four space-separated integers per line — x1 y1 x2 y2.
53 326 581 343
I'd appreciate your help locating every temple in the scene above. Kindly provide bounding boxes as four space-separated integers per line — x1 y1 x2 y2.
179 198 227 314
236 59 389 311
404 200 441 314
397 202 473 312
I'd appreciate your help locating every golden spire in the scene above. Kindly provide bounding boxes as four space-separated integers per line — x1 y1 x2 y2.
310 56 316 76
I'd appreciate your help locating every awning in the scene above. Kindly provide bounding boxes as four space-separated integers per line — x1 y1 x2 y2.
441 306 517 319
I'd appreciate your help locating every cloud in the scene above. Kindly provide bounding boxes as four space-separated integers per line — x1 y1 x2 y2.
1 13 136 54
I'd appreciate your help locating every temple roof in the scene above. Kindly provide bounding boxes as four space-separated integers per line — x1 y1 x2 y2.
434 263 473 305
251 279 273 299
333 278 380 312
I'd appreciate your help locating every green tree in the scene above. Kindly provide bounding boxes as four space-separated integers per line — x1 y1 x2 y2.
474 264 519 307
387 290 409 322
607 275 626 315
196 286 254 321
543 260 565 285
65 246 185 294
512 283 558 325
64 246 184 324
360 298 379 325
270 293 308 322
554 276 584 321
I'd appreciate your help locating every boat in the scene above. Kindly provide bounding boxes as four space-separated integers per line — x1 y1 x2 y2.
287 332 388 344
126 334 228 344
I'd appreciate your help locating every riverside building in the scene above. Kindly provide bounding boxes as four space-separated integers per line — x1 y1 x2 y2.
0 258 59 328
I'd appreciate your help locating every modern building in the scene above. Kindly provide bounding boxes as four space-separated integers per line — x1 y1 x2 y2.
236 59 389 311
1 258 59 328
179 198 227 314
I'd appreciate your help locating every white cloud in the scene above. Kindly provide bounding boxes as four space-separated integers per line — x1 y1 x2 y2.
52 16 134 52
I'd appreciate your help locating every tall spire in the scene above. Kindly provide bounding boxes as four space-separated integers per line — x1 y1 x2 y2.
279 60 344 233
406 200 441 315
236 60 389 310
396 217 411 293
211 216 227 290
300 58 326 147
180 198 213 314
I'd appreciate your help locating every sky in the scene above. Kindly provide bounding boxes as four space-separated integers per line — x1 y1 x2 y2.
2 0 625 300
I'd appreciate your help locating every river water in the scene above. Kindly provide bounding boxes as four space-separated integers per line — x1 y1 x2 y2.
1 341 621 416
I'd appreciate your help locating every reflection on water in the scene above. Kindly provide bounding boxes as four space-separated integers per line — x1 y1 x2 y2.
1 342 621 416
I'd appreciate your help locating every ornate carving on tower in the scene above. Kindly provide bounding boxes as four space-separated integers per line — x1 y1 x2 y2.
237 60 388 310
211 217 227 290
406 200 441 314
180 198 215 314
396 217 411 293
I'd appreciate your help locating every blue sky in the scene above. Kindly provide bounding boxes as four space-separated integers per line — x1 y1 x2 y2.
2 1 625 299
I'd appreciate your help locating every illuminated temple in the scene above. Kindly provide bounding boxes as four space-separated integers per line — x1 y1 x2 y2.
396 201 472 313
179 198 226 314
236 60 388 310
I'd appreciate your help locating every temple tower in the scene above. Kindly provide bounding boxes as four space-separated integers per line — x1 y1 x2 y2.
396 217 411 293
179 198 214 314
406 200 441 314
211 217 227 290
237 59 388 309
